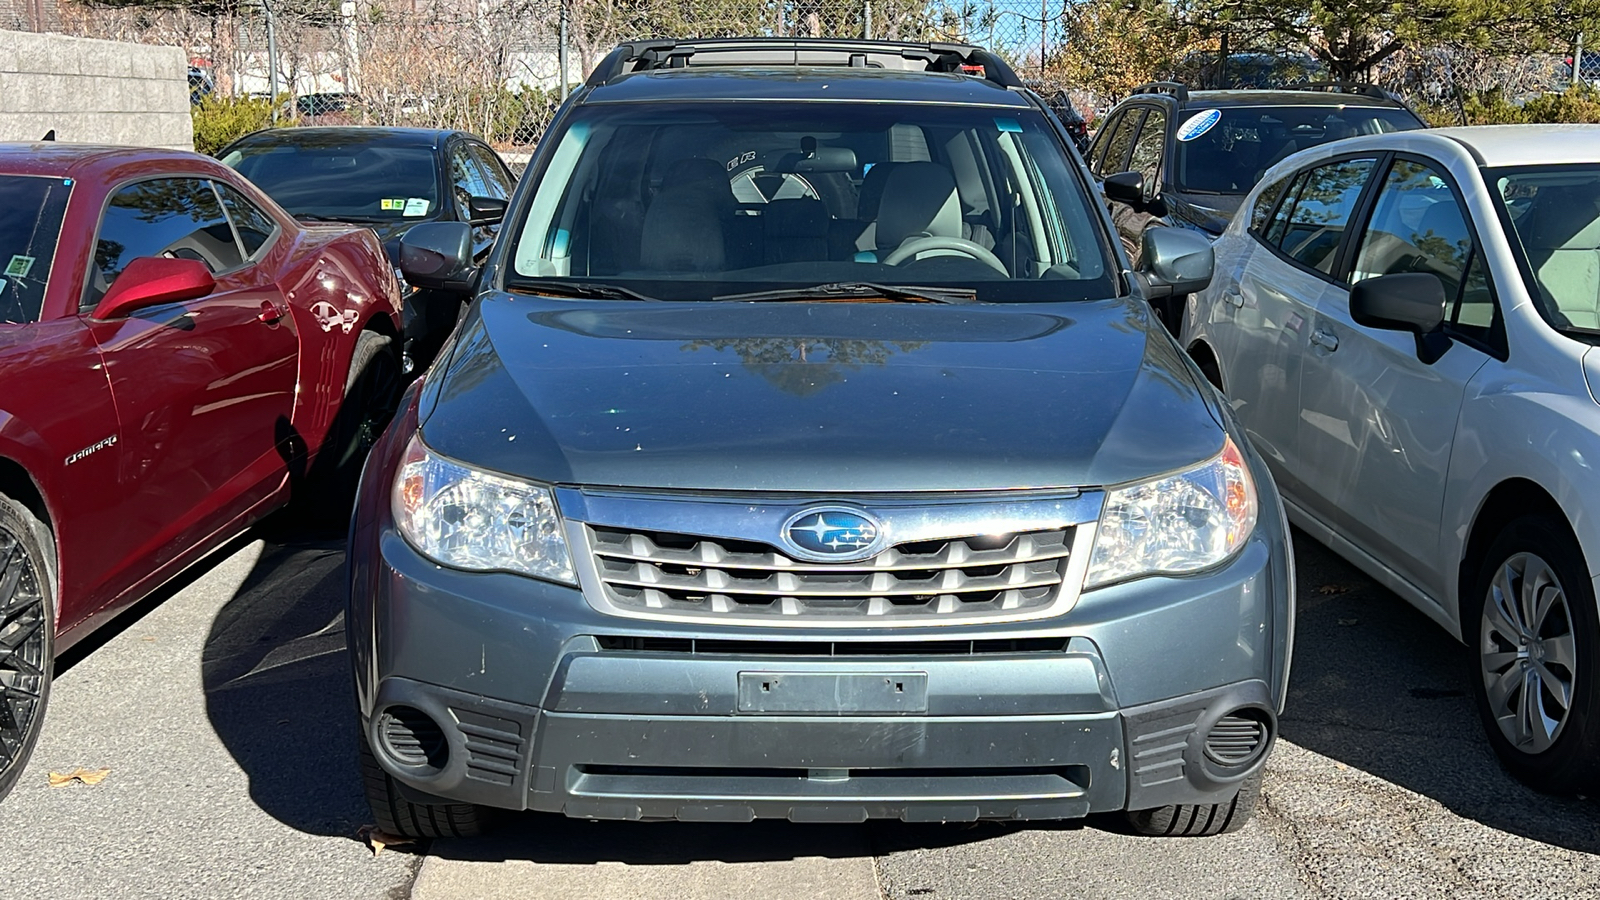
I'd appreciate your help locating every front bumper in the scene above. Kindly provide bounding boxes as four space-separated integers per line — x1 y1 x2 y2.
349 523 1290 822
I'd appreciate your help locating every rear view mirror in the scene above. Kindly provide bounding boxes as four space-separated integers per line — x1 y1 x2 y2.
467 196 508 227
399 221 474 291
1349 272 1451 363
92 257 216 320
1138 227 1214 298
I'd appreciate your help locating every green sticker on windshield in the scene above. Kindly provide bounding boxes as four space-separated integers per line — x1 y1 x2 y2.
5 255 34 277
994 117 1023 133
380 198 406 211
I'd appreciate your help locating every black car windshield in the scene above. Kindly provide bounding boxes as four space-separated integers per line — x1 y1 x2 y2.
1175 104 1421 194
507 101 1115 302
220 139 439 221
1490 164 1600 336
0 174 71 325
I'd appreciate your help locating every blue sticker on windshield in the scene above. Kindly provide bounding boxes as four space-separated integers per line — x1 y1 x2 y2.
1176 109 1222 142
995 117 1023 133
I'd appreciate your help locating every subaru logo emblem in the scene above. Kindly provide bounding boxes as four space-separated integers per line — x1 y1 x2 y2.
781 507 885 562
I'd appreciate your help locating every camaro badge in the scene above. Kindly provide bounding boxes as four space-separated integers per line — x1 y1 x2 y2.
782 507 884 562
65 434 117 466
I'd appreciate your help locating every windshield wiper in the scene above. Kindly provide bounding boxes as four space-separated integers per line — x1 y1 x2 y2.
295 213 389 224
713 282 977 304
506 279 661 302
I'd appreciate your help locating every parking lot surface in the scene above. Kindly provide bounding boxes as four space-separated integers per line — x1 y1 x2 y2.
2 520 1597 899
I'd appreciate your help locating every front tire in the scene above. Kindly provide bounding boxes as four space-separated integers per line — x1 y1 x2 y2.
1123 770 1262 837
358 733 492 838
1468 516 1600 793
0 493 54 803
304 331 401 522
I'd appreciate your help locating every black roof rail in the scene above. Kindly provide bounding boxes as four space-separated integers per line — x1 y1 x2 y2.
1130 81 1189 102
1284 81 1393 101
585 38 1024 90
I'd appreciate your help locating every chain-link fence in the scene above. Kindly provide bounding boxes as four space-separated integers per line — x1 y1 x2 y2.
39 0 1594 150
50 0 1083 150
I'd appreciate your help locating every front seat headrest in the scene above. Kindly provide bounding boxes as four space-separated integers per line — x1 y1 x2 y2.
875 162 961 251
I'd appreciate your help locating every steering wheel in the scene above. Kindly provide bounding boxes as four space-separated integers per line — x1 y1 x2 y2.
882 235 1010 276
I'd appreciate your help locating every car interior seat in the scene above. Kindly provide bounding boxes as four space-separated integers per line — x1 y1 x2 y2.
1523 185 1600 329
764 198 830 264
864 162 964 263
638 158 740 272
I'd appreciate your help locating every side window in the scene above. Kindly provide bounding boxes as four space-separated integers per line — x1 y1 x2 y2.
1249 175 1291 236
85 178 242 310
1086 112 1121 175
1273 157 1376 274
1128 108 1167 192
468 144 514 199
1099 110 1143 178
1352 159 1491 341
1263 171 1308 248
213 181 280 259
448 145 491 220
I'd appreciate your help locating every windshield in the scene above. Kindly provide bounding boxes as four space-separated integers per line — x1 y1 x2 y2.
0 174 71 325
221 140 439 222
508 101 1115 302
1175 105 1421 194
1492 164 1600 333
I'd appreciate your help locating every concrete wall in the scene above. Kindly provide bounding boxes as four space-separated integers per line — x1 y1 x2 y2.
0 29 192 150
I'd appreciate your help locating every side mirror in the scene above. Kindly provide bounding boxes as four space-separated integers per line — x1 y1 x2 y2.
1104 171 1144 205
467 195 508 227
92 257 216 320
1138 226 1214 298
1349 272 1451 363
1104 170 1167 216
399 221 474 291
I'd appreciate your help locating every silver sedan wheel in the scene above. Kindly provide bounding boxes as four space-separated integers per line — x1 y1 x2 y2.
1480 551 1579 754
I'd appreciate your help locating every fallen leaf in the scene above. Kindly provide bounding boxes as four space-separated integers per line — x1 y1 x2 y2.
1337 618 1359 626
357 824 418 856
1317 584 1351 595
48 767 111 787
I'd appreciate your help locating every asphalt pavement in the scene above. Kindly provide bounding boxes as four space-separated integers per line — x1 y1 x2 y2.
2 518 1597 899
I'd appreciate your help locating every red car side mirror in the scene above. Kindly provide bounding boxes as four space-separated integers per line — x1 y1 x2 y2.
92 257 217 320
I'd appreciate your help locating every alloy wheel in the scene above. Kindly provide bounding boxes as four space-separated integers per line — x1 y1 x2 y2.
1480 551 1579 754
0 525 48 780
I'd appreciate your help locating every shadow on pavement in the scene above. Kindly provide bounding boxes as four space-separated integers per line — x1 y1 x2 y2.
200 518 369 840
1281 528 1600 854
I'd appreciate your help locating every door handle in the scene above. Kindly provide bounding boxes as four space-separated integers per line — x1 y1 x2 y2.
258 300 286 325
1310 328 1340 352
1223 290 1244 309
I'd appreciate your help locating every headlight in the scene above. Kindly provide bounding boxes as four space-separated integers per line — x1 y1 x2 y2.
1085 436 1257 589
392 433 575 584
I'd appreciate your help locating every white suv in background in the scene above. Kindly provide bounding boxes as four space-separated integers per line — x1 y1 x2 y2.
1180 125 1600 792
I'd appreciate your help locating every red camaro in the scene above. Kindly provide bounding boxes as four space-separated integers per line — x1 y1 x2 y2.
0 143 403 799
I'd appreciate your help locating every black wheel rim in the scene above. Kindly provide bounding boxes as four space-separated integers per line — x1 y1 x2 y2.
0 525 47 778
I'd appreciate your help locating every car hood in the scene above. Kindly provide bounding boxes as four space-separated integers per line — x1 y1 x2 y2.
418 294 1224 493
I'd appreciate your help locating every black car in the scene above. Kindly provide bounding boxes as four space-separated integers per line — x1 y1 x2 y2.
217 126 516 371
1039 89 1090 153
1085 81 1426 330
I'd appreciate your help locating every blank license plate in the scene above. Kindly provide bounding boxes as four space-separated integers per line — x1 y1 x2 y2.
737 672 929 715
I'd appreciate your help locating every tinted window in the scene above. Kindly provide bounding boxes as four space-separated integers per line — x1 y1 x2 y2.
1098 110 1143 178
222 140 439 222
1249 175 1290 235
214 181 279 258
1175 105 1420 194
449 146 492 220
508 101 1114 302
87 178 241 309
1271 158 1376 273
0 175 71 325
468 143 514 200
1129 108 1166 191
